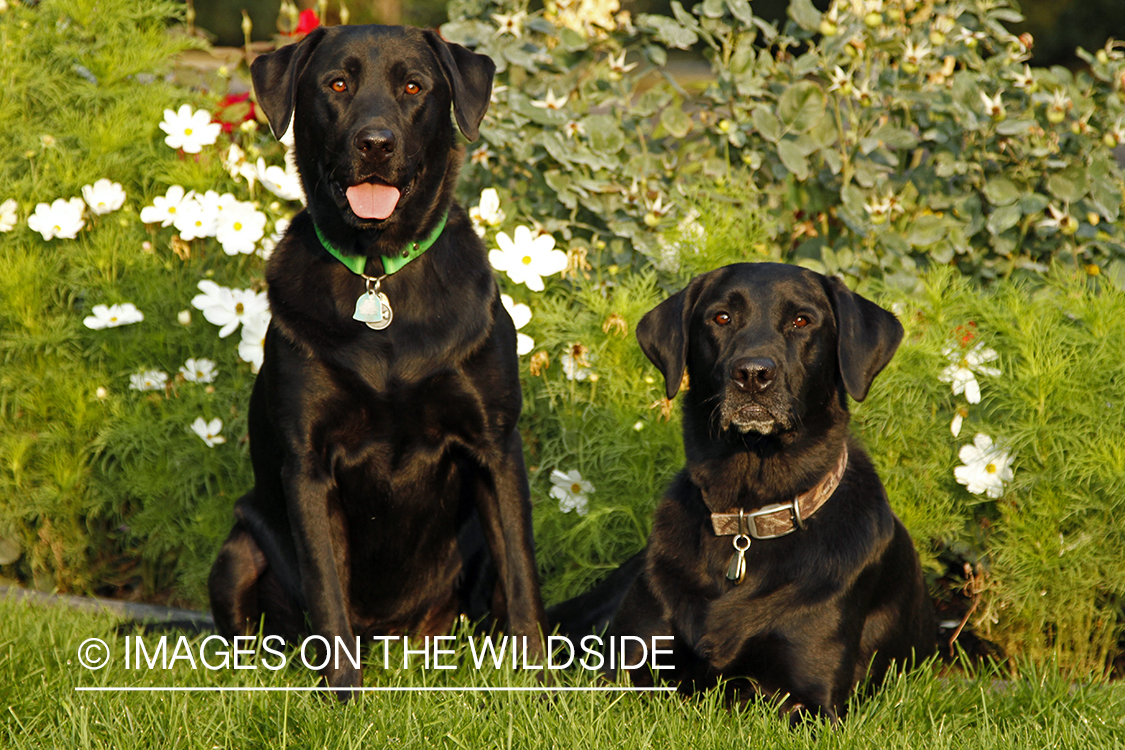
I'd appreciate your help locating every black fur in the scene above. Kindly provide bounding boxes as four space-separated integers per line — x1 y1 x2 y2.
207 25 546 698
553 263 934 722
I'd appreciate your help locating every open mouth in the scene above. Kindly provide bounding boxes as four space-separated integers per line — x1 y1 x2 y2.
343 179 402 221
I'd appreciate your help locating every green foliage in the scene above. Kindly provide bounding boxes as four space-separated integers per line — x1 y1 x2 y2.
450 0 1125 287
521 272 683 603
853 267 1125 675
0 0 290 601
444 0 778 278
687 0 1125 285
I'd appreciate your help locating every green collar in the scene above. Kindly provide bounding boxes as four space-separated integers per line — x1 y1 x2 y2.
313 212 448 276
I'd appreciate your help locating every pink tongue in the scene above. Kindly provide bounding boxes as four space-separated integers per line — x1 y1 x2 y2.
346 182 401 220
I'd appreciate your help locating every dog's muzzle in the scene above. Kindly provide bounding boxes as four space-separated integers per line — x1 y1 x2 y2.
719 356 791 434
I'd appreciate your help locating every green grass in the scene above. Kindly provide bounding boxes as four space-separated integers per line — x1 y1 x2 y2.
3 597 1124 749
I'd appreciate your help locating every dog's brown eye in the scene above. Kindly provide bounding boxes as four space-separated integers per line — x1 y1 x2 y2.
405 81 421 95
331 79 347 93
714 312 731 326
793 315 810 329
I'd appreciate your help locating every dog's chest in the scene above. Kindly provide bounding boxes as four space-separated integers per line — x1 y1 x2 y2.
326 374 487 461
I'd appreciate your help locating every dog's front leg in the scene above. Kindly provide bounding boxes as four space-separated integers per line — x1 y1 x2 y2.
476 431 547 657
283 459 361 699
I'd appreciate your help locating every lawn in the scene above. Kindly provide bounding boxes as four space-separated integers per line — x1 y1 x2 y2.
3 597 1123 749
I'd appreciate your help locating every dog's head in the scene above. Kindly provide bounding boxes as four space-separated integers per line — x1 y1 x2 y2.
251 25 494 246
637 263 903 438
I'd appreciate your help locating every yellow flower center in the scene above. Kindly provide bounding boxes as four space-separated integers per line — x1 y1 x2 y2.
522 255 533 265
986 463 997 474
571 483 582 494
185 128 193 136
235 303 244 315
960 357 970 368
233 222 243 231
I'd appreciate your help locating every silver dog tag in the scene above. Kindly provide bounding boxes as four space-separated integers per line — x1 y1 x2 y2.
726 534 750 584
353 287 393 330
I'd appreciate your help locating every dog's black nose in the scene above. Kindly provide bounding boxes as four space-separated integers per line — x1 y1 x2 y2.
730 357 776 393
354 127 396 161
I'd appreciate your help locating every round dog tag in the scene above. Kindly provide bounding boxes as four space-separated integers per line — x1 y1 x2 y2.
365 293 393 330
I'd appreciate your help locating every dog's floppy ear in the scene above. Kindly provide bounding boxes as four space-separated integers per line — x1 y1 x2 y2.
251 28 327 141
823 275 904 402
424 30 496 142
637 277 705 400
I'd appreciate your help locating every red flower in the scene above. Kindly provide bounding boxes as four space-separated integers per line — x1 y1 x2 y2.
294 9 320 36
215 92 256 134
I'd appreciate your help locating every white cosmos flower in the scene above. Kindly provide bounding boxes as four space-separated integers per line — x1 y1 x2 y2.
950 406 968 437
0 199 17 232
492 10 526 37
255 158 304 202
530 89 569 110
191 417 226 447
179 357 217 383
83 302 144 330
469 188 505 237
260 216 290 259
191 280 270 338
140 185 193 227
939 343 1000 404
500 294 534 356
980 90 1006 120
561 351 593 381
954 433 1014 498
159 104 222 154
129 370 168 392
27 197 85 240
488 226 567 292
238 312 270 373
216 202 268 255
80 179 126 215
223 143 247 180
549 469 592 516
172 195 219 241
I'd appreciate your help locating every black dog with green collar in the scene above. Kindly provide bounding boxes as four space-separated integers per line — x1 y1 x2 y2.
207 25 546 698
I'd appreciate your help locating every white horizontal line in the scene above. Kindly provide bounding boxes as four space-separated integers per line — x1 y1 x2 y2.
75 686 676 693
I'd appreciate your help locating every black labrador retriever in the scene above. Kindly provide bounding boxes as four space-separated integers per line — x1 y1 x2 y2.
553 263 934 722
207 25 546 695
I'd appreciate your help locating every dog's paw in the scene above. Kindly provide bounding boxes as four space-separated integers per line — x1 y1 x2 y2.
783 701 839 729
323 665 362 703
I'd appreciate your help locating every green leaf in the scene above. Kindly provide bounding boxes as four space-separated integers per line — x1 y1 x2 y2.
906 215 947 247
1046 166 1088 203
701 0 725 19
822 148 843 175
787 0 822 32
986 204 1022 235
660 106 692 139
637 13 698 49
726 0 753 24
544 170 577 210
983 178 1021 207
751 107 782 143
558 28 588 52
853 158 882 188
995 118 1035 135
583 114 625 155
870 124 918 150
777 140 810 181
778 81 826 133
1018 193 1050 216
